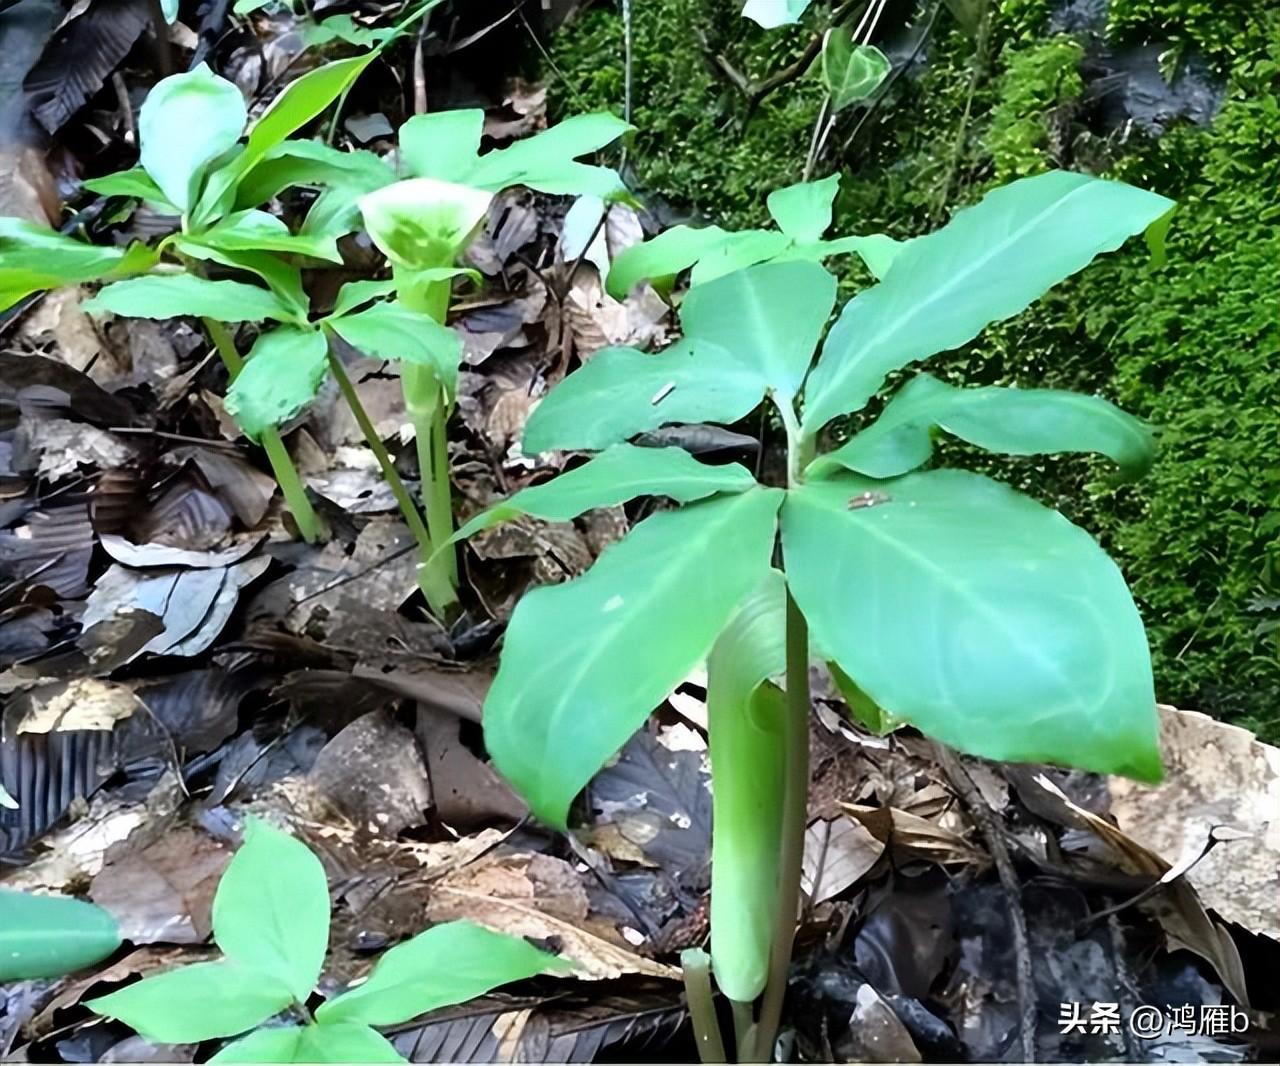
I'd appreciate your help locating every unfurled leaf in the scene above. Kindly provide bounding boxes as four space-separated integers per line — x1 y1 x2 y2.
83 274 297 323
827 660 897 735
810 372 1155 480
359 178 494 269
212 817 330 1001
467 112 632 198
225 328 330 439
679 259 835 403
821 31 891 111
317 922 566 1026
705 572 787 1002
801 170 1176 434
173 240 310 316
233 140 394 212
399 109 485 183
742 0 812 28
781 470 1162 781
139 64 246 212
485 488 784 827
83 166 173 206
766 173 839 244
0 889 120 980
328 300 462 399
212 1023 404 1064
196 209 342 263
687 229 792 286
452 443 757 543
196 55 376 223
814 232 906 279
605 224 731 299
88 961 294 1042
521 340 766 454
0 219 149 309
301 14 397 48
331 278 399 318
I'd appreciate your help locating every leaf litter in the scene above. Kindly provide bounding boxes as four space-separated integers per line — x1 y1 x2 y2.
0 3 1274 1063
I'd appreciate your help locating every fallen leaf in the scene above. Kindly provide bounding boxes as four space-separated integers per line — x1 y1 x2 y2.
802 815 884 903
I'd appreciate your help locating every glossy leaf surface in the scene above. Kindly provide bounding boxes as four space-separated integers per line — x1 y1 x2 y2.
318 921 565 1026
781 470 1161 780
212 817 330 1001
83 274 297 323
810 372 1155 479
88 962 293 1043
225 328 330 439
801 170 1176 433
0 889 121 980
485 488 783 826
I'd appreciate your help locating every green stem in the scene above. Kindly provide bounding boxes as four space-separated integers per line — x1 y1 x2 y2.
328 346 438 595
203 318 326 544
731 999 755 1061
397 266 460 621
748 589 811 1062
681 948 727 1064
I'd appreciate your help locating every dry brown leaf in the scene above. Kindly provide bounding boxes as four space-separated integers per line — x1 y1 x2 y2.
425 852 680 981
842 802 981 865
802 815 884 903
16 677 139 733
1108 706 1280 943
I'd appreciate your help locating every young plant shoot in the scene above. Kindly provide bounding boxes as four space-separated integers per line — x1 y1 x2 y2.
0 56 389 543
88 817 566 1064
356 108 632 618
455 170 1174 1061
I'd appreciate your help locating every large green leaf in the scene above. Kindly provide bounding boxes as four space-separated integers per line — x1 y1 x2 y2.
680 259 835 404
211 1023 404 1064
82 166 174 207
196 55 376 224
0 889 120 980
452 443 757 543
706 571 787 1002
812 232 906 280
88 962 294 1043
810 372 1155 480
800 170 1176 434
486 488 783 827
399 110 485 183
467 112 632 198
687 230 792 287
139 64 247 212
781 470 1161 780
172 240 310 316
766 174 839 245
318 921 565 1026
328 300 462 399
742 0 811 28
606 224 732 300
196 209 342 263
521 339 766 454
0 219 144 309
821 32 891 111
212 817 331 1002
83 274 297 323
225 327 330 439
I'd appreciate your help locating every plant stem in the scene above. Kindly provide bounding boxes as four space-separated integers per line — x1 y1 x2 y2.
748 588 811 1062
202 317 326 543
327 346 437 586
396 267 460 621
731 999 755 1061
681 948 727 1064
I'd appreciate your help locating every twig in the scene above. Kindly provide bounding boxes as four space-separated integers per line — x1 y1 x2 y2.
112 72 136 148
936 745 1036 1062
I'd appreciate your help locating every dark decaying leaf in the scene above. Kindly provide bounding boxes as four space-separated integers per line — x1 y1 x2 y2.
0 355 138 427
23 0 152 134
0 501 95 597
390 989 689 1063
0 726 114 857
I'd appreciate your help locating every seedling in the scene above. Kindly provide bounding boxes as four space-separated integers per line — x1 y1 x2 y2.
457 170 1174 1060
89 818 566 1063
356 108 633 618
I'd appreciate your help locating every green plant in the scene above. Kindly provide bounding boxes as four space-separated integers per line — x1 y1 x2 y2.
0 55 388 544
0 889 121 980
88 818 565 1063
455 169 1171 1061
607 172 900 299
354 108 632 619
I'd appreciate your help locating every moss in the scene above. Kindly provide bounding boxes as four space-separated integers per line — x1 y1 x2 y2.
547 1 1280 737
